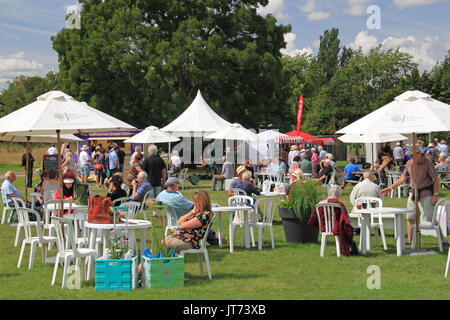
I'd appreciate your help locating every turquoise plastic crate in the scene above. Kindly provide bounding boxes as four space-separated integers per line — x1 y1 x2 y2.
142 255 184 289
95 256 137 291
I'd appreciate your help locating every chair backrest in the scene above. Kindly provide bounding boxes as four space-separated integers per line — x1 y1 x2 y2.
315 202 342 235
303 173 313 181
139 190 153 212
180 168 189 179
354 197 383 224
254 198 276 225
230 188 246 196
162 204 179 228
112 197 129 207
17 207 43 242
12 197 26 208
228 195 254 207
121 201 141 219
430 199 446 225
44 199 73 222
51 216 79 257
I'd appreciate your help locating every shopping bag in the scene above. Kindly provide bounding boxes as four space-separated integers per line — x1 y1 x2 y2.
88 195 113 224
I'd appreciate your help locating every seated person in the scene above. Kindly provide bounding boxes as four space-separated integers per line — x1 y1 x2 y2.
286 169 303 195
308 184 358 256
164 190 213 252
1 171 27 208
315 159 333 184
55 171 77 201
349 170 382 212
38 170 59 206
130 172 152 202
211 156 234 191
236 171 261 197
344 157 361 181
228 165 247 196
107 175 128 203
157 181 223 246
300 155 312 174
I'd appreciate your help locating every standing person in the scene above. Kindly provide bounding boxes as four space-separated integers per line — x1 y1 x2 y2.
288 145 300 168
141 144 167 198
21 147 35 188
392 142 404 168
61 142 70 162
382 142 392 156
211 156 234 191
79 145 92 184
47 144 57 155
311 147 320 178
116 146 125 173
169 150 182 175
300 155 312 174
427 143 437 164
438 140 448 159
93 147 106 188
318 146 327 160
108 146 120 176
380 145 446 246
129 146 143 166
61 151 77 176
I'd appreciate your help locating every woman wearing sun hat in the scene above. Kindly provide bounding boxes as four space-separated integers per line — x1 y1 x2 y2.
288 145 300 169
227 165 247 196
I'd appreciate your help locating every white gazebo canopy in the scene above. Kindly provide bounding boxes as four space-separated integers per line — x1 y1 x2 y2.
0 91 136 136
338 133 408 144
124 126 180 144
257 129 288 143
0 134 83 143
336 90 450 135
204 123 258 141
161 90 231 137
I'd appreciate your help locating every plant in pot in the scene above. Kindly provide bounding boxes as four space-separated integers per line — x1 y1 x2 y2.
278 179 326 243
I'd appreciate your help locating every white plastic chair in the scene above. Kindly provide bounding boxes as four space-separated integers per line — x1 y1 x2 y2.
254 198 276 250
315 202 342 257
354 197 387 251
179 213 215 280
121 201 141 219
179 168 189 190
16 207 57 269
43 199 73 237
112 197 129 207
12 198 39 247
387 171 408 198
228 195 256 249
163 204 180 236
1 191 16 224
51 216 97 289
230 188 246 196
138 190 154 220
413 199 446 253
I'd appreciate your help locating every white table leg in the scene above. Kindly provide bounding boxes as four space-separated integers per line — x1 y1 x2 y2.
366 214 371 251
396 214 404 256
229 212 234 253
360 213 367 255
217 212 223 248
102 230 110 258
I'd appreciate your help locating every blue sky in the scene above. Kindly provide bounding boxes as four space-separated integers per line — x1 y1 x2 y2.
1 0 450 89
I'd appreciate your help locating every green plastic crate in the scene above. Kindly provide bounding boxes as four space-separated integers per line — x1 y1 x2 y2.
142 255 184 288
95 256 138 291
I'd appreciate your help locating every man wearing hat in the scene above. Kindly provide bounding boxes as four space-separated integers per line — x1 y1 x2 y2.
156 177 224 245
79 145 92 184
381 145 445 246
288 145 300 168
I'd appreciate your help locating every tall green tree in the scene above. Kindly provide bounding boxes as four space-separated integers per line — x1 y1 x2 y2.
316 28 340 85
430 50 450 104
52 0 291 129
0 72 59 117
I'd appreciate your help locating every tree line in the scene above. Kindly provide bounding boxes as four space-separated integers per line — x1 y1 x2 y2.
0 0 449 136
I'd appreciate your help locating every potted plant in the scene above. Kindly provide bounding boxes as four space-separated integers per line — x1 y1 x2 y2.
278 180 325 243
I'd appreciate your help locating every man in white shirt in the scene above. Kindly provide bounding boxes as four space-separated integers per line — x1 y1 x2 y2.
438 140 448 158
47 144 57 155
349 170 382 212
79 145 92 184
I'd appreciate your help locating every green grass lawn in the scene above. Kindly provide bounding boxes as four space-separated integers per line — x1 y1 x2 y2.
1 164 450 300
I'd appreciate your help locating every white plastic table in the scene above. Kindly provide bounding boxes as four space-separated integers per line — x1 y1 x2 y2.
84 219 152 257
45 202 88 211
259 192 287 197
212 206 253 253
356 207 413 256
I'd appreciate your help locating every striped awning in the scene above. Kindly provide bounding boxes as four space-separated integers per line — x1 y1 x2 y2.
275 136 304 144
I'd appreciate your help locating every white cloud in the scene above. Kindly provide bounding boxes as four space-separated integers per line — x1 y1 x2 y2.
344 0 373 16
307 11 332 21
257 0 291 20
0 52 45 88
393 0 446 8
349 31 445 71
280 32 313 57
299 0 317 12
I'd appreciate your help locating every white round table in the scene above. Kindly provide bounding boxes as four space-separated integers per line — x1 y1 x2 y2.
84 219 152 257
356 207 413 256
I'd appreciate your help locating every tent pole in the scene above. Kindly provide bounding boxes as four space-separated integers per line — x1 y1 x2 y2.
412 132 420 250
168 142 171 158
56 130 64 217
25 136 30 203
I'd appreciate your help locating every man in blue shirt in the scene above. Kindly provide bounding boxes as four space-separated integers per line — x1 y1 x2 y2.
109 146 120 175
130 171 152 202
1 171 23 207
156 177 223 245
344 157 361 181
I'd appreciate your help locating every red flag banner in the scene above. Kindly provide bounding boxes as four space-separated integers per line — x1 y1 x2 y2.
296 95 304 132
